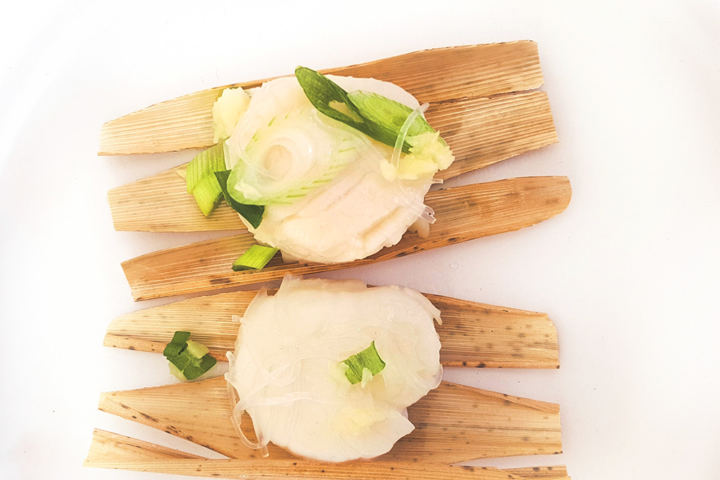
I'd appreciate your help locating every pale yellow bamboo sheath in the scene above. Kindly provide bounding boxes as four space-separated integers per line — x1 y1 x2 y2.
85 429 572 479
108 91 557 232
98 378 562 465
105 290 559 369
99 41 544 156
121 176 572 301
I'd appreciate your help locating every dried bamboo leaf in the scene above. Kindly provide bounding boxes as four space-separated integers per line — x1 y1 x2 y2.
85 429 206 462
98 378 561 464
121 177 572 301
105 290 559 369
85 430 570 479
100 41 544 156
86 459 522 480
504 466 570 479
109 91 557 232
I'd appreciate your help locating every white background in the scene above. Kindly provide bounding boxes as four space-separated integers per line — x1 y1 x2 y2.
1 1 719 479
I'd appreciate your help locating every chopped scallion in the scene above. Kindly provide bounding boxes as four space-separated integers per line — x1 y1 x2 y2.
295 67 369 135
214 170 265 229
347 91 435 153
231 245 279 271
295 67 436 153
163 331 217 381
191 174 224 216
186 143 226 193
183 355 218 381
342 341 386 385
186 143 227 216
162 331 191 357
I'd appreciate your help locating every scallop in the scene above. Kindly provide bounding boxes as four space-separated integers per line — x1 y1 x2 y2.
225 276 443 462
222 75 442 263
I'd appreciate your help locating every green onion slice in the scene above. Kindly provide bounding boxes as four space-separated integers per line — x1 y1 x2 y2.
214 170 265 229
163 331 191 357
231 245 279 271
191 174 224 217
347 91 434 153
182 355 218 381
295 67 436 153
342 341 386 385
186 143 226 193
162 331 217 381
295 66 369 135
186 143 227 216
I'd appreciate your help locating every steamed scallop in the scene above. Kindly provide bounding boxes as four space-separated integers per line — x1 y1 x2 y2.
225 276 443 462
216 72 454 263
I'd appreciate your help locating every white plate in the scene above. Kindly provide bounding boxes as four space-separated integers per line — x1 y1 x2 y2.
1 1 718 479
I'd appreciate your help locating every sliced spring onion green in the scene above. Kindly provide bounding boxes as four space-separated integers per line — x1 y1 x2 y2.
295 67 369 135
342 341 386 385
163 331 191 357
185 339 209 358
347 91 434 153
214 170 265 229
231 245 279 271
183 355 218 380
295 67 436 153
186 143 227 216
186 142 226 193
167 350 192 371
162 331 217 381
191 174 224 216
168 362 186 381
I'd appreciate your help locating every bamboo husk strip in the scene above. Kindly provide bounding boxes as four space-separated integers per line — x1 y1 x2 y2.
108 91 557 232
122 176 572 301
84 429 568 480
105 290 559 369
85 429 206 461
505 467 570 479
99 41 544 155
85 459 523 480
84 428 569 480
85 430 570 479
98 377 562 465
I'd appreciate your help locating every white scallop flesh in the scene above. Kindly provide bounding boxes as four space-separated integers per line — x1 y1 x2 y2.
223 75 432 263
225 276 443 462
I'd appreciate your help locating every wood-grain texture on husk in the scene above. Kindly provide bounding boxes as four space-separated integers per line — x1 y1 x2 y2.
121 176 571 301
99 41 544 155
85 431 570 479
105 290 559 369
85 429 570 479
108 91 556 232
97 378 562 465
